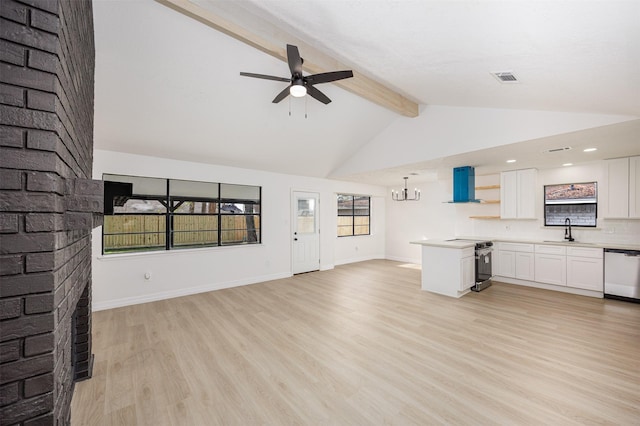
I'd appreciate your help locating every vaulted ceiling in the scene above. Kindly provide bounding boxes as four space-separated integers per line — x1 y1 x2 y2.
93 0 640 185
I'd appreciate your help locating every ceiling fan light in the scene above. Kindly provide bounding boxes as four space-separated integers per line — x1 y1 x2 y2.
290 85 307 98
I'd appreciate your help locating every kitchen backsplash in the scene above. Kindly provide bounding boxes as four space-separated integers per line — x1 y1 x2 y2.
462 217 640 245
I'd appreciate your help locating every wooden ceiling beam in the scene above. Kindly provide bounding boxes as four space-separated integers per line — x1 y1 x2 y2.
156 0 419 117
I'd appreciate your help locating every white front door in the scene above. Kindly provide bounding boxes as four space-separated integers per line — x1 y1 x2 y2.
292 191 320 274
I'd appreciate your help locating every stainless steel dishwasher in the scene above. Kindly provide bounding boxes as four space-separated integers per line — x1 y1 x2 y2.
604 249 640 302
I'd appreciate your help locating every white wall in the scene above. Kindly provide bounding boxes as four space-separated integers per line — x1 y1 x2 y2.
386 161 640 263
92 150 386 310
385 180 458 263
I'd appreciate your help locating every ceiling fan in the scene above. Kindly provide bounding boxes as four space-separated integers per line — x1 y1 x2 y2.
240 44 353 105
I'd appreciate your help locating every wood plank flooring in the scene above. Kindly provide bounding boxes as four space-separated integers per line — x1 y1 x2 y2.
71 260 640 425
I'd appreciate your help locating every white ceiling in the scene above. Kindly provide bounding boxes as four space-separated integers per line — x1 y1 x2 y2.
93 0 640 185
235 0 640 115
343 119 640 186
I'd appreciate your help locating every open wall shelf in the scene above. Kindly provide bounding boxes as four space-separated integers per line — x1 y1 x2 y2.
470 183 500 218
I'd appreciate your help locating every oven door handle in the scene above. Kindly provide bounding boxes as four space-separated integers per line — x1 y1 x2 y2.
476 248 493 257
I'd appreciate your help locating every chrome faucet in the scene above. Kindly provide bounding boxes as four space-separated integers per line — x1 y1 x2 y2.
564 217 574 242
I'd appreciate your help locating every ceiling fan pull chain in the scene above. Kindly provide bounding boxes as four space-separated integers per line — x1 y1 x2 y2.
305 95 308 119
288 96 291 116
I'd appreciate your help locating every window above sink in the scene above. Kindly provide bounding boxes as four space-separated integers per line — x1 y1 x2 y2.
544 182 597 227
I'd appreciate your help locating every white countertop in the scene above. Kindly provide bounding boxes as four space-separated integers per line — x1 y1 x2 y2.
410 239 478 249
411 237 640 251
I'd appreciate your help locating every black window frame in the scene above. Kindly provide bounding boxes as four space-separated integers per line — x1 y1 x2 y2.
102 175 261 254
337 194 371 237
543 182 597 227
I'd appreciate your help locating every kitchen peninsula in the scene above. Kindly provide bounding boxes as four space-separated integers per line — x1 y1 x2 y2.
411 239 478 298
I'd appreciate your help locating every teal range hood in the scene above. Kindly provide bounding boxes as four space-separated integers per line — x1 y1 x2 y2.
449 166 480 203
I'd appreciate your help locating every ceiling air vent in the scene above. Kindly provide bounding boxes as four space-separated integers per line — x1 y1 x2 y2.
492 71 519 83
543 147 572 154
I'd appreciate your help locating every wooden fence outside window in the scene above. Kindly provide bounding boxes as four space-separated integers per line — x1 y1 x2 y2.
103 215 259 252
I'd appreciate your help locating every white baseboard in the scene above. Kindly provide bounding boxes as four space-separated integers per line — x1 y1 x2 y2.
334 254 385 266
385 255 421 264
92 272 293 311
494 276 603 298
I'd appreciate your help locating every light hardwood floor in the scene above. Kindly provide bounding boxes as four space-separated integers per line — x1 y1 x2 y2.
71 260 640 425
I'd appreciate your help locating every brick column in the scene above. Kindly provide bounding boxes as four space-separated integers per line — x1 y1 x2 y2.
0 0 101 424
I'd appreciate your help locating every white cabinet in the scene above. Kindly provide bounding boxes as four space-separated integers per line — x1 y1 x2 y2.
495 242 534 280
535 254 566 286
500 169 537 219
602 156 640 219
491 241 604 295
534 244 567 286
515 252 535 281
566 247 604 291
630 156 640 218
496 250 516 277
420 245 475 297
500 172 518 219
461 255 475 291
531 244 603 290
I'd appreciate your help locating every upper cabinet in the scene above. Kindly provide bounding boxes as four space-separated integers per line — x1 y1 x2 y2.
631 156 640 218
602 156 640 219
500 169 537 219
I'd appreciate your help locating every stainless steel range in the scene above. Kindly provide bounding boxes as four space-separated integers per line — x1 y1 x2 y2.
472 241 493 291
451 239 494 291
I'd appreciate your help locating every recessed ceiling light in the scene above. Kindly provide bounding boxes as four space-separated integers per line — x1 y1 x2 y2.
563 163 573 167
583 148 597 152
506 159 516 163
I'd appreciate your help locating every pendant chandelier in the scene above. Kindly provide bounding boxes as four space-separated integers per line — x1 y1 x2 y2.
392 177 421 201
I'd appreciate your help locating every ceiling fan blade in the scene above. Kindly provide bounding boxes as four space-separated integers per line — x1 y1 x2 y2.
272 85 292 103
306 85 331 104
286 44 303 76
305 70 353 85
240 72 291 83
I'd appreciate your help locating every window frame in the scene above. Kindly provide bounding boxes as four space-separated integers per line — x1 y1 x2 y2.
543 182 597 227
102 175 261 254
337 194 371 237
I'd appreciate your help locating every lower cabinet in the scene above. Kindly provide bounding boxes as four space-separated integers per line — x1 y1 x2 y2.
496 250 516 277
534 245 567 286
515 252 535 281
534 253 567 286
566 247 604 291
493 242 604 294
421 245 475 297
495 243 534 280
460 255 475 291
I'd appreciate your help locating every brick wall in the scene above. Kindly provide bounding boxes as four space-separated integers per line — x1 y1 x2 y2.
0 0 102 424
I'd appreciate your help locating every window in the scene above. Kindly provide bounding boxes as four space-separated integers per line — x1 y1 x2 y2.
544 182 597 227
337 194 370 237
103 174 261 254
